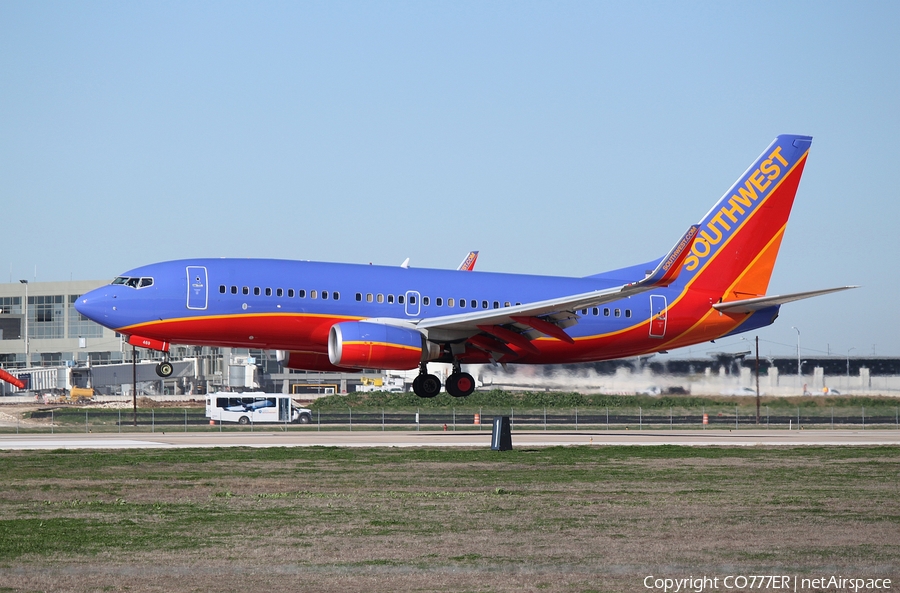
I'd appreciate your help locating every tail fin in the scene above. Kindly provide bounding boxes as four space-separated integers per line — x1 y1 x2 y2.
457 251 479 271
677 134 812 301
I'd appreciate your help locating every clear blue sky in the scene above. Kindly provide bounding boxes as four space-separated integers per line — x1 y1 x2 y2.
2 2 898 359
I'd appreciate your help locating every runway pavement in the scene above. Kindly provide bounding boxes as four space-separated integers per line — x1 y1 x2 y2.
1 429 899 449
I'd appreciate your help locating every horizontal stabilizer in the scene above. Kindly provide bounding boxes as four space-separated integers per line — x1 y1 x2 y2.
712 286 859 314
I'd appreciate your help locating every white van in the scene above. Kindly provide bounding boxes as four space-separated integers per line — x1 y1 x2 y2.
206 392 312 425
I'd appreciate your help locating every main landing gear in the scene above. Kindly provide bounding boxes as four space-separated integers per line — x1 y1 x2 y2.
412 364 442 398
412 363 476 398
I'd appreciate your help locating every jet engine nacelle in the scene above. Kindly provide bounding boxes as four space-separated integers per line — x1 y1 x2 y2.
328 321 439 370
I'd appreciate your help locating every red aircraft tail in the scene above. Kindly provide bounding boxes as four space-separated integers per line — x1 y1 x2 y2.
676 134 812 303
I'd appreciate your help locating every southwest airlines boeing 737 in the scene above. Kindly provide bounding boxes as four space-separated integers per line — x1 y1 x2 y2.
76 135 853 398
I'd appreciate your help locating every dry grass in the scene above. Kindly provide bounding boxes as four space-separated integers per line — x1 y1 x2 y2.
0 446 898 592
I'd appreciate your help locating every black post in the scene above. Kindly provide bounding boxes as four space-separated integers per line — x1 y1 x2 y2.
132 345 138 427
755 336 760 424
491 416 512 451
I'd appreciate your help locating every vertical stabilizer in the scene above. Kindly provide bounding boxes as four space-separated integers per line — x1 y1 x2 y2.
677 134 812 302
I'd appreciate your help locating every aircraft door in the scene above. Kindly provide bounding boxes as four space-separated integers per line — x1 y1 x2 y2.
649 294 667 338
404 291 421 317
186 266 208 310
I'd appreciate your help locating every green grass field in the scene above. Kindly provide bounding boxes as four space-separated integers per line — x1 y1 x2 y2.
0 445 898 592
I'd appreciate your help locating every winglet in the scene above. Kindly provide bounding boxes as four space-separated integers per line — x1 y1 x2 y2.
628 225 699 289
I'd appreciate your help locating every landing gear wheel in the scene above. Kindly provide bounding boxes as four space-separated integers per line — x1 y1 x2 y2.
156 361 174 377
413 374 442 398
446 372 476 398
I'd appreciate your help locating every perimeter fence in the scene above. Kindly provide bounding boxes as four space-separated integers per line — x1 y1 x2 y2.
3 404 900 434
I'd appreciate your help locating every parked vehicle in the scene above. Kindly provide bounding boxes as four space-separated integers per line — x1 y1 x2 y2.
206 392 312 425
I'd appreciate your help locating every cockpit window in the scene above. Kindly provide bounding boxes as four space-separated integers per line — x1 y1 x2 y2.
111 276 154 289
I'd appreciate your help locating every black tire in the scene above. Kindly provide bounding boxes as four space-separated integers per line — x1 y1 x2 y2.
238 415 250 425
414 373 442 398
446 372 476 397
156 361 174 378
298 413 312 424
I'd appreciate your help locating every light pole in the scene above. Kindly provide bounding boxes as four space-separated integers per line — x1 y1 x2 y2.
791 326 801 391
847 347 855 378
18 280 28 367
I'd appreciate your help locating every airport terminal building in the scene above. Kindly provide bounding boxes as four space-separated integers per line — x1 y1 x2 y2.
0 279 294 396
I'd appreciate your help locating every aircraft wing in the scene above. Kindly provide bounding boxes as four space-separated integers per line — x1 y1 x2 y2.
415 225 699 342
712 286 859 314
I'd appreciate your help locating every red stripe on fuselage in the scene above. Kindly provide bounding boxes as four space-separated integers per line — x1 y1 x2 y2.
122 313 361 352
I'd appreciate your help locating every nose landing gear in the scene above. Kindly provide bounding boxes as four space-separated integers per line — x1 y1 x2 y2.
155 359 174 378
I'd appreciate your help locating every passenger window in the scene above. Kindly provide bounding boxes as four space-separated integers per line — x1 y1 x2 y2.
481 301 488 309
219 285 226 294
447 298 454 307
277 288 283 297
254 287 261 296
409 295 417 305
265 288 272 296
436 297 442 307
423 296 430 306
356 293 362 301
288 289 294 298
333 292 339 300
366 293 373 303
388 294 394 304
460 299 466 308
493 301 499 309
504 302 510 307
377 294 384 303
603 308 610 316
243 287 249 295
398 295 405 304
310 290 317 299
299 290 306 298
471 300 478 308
231 286 238 295
592 308 599 315
322 291 329 300
615 308 621 317
625 309 632 318
581 308 587 315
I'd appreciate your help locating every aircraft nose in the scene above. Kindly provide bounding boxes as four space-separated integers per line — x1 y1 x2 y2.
75 288 115 325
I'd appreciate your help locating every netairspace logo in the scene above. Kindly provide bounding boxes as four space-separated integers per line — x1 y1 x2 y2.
643 575 893 593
